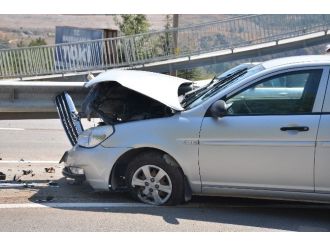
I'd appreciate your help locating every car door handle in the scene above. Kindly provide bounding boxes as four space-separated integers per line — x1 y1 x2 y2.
280 126 309 132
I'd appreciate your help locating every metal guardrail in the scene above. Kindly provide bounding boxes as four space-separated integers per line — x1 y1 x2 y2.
1 14 330 79
0 80 87 119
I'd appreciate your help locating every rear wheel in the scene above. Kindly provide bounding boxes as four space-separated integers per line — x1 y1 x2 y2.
126 152 184 205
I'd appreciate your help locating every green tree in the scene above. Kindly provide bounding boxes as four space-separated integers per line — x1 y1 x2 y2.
28 37 47 47
161 15 173 55
177 67 213 81
113 15 150 63
9 38 50 77
151 15 175 58
114 14 149 36
28 37 51 73
16 40 25 48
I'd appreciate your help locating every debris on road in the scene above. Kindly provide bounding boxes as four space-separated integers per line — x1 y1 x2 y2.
45 167 55 173
22 169 33 175
13 174 21 182
35 196 54 203
0 172 6 180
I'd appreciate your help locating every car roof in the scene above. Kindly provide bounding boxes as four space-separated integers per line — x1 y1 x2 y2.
261 55 330 69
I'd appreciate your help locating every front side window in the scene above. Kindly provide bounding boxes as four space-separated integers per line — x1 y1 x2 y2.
225 69 322 115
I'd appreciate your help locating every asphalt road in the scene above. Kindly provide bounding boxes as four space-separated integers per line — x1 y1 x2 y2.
1 119 330 232
0 118 94 161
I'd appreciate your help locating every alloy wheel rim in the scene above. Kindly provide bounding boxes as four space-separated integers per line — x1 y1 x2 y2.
131 165 172 205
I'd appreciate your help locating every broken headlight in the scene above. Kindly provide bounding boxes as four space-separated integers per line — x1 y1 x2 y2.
77 126 114 148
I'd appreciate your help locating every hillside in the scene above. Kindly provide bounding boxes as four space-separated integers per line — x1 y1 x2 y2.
0 14 328 79
0 14 233 48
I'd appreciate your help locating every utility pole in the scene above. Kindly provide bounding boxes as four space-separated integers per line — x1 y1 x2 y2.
172 14 179 76
173 14 179 50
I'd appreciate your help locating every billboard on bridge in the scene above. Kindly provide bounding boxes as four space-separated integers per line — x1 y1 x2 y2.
55 26 105 70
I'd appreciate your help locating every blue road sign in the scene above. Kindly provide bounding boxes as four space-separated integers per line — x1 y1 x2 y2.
55 26 104 70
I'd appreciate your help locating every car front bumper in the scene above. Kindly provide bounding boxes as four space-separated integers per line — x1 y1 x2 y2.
60 145 132 191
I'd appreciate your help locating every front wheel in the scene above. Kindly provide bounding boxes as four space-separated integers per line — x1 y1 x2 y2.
126 152 184 205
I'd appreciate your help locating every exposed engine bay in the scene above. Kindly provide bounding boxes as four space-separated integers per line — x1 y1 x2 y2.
81 81 194 125
55 70 195 146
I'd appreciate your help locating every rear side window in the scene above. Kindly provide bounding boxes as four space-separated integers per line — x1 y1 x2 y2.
225 69 323 115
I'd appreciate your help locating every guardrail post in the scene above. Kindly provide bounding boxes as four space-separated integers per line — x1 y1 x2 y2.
123 38 131 65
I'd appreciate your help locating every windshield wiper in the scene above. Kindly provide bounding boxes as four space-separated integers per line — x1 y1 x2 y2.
211 68 248 87
181 85 210 107
201 68 248 99
181 68 248 108
181 73 226 104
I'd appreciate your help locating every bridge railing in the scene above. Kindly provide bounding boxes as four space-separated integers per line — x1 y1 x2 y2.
1 14 330 79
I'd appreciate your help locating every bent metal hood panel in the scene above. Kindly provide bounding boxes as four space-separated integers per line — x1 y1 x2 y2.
85 70 192 111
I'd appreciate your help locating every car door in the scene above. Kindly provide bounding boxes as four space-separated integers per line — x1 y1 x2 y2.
199 67 329 193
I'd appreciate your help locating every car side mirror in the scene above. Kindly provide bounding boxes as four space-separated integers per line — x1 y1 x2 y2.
209 100 231 118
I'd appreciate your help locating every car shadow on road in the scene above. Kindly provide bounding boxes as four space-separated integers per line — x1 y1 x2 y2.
21 177 330 232
24 177 133 203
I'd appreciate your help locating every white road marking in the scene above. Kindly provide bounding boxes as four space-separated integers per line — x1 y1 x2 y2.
0 160 59 164
0 203 153 209
0 127 24 131
298 225 327 231
0 202 328 210
0 201 329 210
0 182 48 188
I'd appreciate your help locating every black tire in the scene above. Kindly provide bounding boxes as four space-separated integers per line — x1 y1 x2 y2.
126 151 185 206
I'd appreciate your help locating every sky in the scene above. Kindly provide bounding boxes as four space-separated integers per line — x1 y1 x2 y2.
1 0 330 14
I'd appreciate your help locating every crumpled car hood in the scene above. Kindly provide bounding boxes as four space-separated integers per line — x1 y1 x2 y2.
85 70 192 111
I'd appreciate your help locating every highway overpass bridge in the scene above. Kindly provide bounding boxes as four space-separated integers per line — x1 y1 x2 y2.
1 14 330 118
1 14 330 80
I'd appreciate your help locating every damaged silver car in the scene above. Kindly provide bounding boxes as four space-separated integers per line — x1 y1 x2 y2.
56 70 196 205
57 56 330 206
